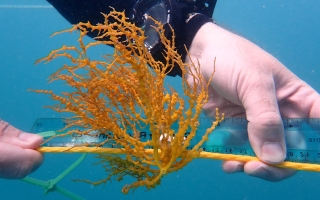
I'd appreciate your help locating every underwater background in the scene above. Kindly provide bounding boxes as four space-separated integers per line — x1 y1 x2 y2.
0 0 320 199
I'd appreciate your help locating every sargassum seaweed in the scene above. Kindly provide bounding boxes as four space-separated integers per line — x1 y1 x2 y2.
33 10 223 193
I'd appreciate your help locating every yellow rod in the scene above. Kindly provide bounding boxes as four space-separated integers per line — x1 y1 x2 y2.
37 147 320 172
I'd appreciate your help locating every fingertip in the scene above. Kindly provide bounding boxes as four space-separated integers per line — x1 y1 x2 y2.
244 161 268 180
19 132 44 149
260 142 285 164
222 161 244 173
247 112 286 164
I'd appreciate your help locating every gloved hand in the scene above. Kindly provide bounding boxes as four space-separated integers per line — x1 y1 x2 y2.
186 22 320 181
0 120 43 179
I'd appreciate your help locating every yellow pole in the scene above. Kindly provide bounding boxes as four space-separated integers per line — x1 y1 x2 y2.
37 147 320 172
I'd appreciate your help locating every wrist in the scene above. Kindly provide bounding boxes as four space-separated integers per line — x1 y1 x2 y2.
175 14 213 65
187 22 228 64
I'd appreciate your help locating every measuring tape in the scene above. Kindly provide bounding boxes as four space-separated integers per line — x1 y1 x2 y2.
31 118 320 164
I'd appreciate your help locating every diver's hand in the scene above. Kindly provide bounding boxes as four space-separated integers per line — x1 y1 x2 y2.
0 120 43 179
186 22 320 181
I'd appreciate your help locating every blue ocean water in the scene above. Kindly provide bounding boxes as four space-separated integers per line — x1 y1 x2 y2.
0 0 320 199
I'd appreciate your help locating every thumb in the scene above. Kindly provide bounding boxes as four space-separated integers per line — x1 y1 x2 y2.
241 74 286 164
0 120 43 149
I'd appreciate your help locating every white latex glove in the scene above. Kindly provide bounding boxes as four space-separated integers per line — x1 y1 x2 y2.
0 120 43 179
186 22 320 181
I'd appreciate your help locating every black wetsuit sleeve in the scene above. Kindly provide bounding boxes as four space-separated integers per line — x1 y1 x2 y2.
47 0 216 77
